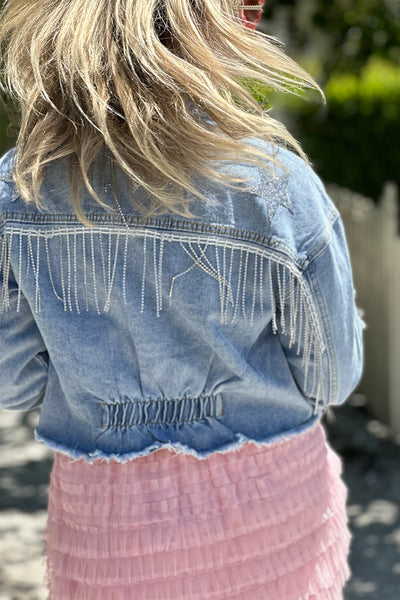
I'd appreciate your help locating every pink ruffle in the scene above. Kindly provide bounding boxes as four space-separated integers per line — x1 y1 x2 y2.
44 422 351 599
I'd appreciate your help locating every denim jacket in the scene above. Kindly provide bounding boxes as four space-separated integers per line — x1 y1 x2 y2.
0 138 365 463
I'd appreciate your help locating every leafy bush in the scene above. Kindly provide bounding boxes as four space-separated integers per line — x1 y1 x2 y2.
241 54 399 200
288 56 400 199
325 57 400 120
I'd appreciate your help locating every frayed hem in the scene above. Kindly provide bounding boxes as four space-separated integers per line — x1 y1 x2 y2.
34 414 321 464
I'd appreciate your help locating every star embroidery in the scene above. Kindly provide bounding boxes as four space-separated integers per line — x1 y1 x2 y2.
246 171 293 222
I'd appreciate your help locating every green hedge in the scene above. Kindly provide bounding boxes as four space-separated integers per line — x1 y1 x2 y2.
265 56 400 200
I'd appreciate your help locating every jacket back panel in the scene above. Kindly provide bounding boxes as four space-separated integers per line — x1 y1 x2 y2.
0 141 365 461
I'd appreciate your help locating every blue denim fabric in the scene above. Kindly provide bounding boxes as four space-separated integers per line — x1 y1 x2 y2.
0 139 365 463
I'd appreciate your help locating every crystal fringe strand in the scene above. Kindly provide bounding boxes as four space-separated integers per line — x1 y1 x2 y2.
0 225 326 410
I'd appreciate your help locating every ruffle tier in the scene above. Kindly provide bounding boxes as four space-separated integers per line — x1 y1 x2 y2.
44 421 351 599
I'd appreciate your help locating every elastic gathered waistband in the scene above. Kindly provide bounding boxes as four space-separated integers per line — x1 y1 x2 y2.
99 394 224 428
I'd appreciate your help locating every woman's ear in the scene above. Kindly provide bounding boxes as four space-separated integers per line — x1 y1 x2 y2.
239 0 264 31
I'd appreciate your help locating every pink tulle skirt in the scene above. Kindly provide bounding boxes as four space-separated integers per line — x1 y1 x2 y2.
44 422 351 599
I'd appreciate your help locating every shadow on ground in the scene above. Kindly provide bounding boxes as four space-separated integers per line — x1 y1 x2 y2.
324 396 400 599
0 410 53 512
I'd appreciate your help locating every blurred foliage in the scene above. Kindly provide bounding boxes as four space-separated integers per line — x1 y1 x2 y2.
309 0 400 75
236 78 273 112
0 79 19 160
260 0 400 200
285 56 400 199
324 56 400 120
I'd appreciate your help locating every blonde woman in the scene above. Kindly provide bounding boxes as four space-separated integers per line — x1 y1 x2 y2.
0 0 365 598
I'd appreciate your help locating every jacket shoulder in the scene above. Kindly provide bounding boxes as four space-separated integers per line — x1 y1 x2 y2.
262 143 341 262
0 147 16 172
0 147 19 213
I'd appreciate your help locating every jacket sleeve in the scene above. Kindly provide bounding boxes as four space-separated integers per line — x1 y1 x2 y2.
277 212 366 412
0 231 49 411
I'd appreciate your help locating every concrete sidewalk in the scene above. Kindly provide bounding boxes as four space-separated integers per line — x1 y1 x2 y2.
0 396 399 599
325 395 400 599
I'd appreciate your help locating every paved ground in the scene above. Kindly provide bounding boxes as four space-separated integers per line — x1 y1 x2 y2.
0 394 399 599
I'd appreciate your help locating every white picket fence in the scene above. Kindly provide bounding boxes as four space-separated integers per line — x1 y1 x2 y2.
326 181 400 434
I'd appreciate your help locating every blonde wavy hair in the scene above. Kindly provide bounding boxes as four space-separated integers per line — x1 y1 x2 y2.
0 0 322 226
